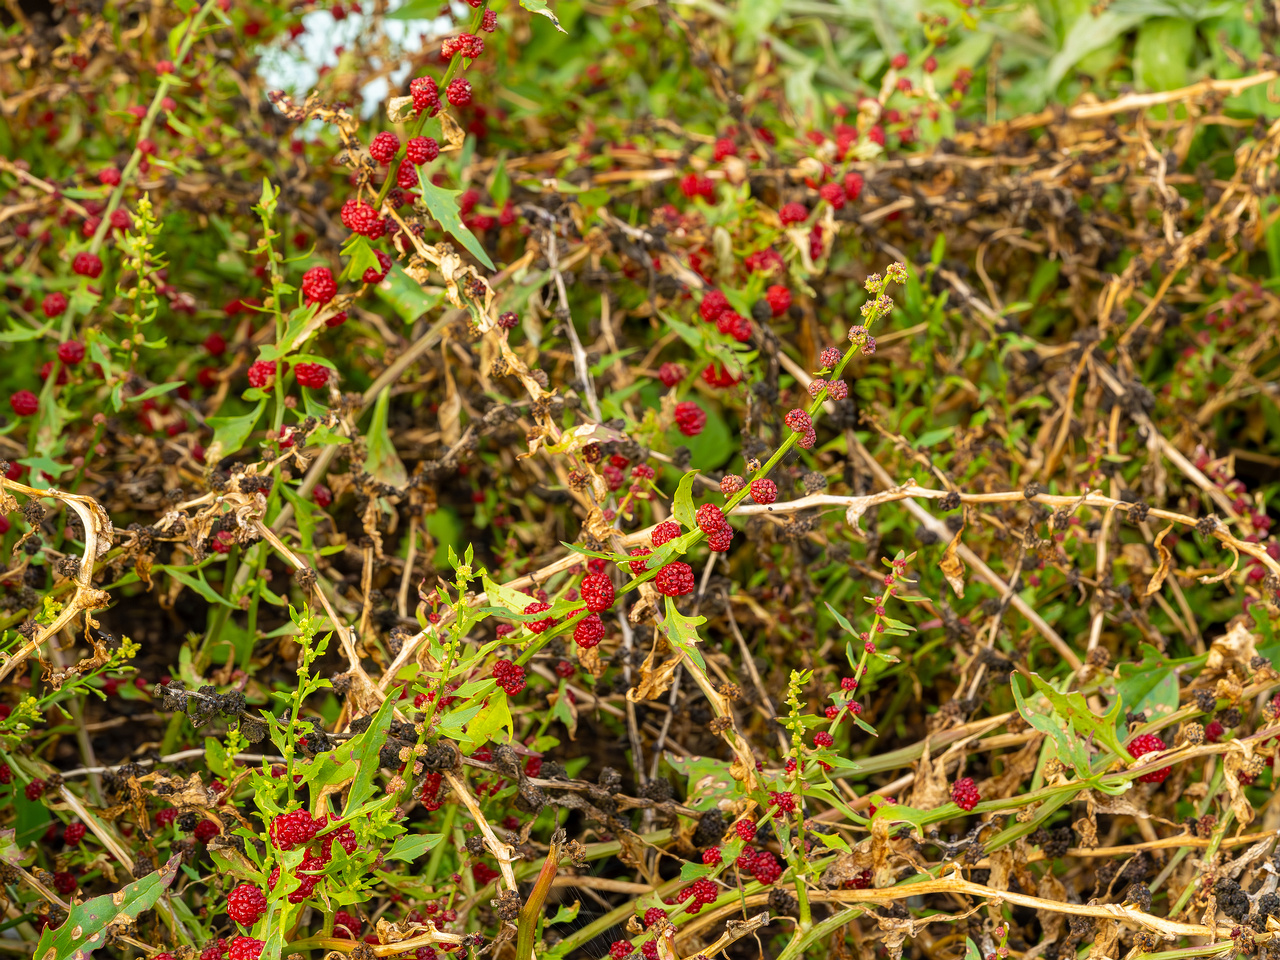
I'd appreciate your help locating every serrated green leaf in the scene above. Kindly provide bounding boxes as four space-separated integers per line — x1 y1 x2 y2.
672 470 698 530
665 595 706 671
35 855 179 960
679 861 713 881
416 168 496 270
340 233 381 282
469 693 513 745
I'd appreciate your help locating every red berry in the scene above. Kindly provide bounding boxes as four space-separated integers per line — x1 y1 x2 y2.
405 136 440 165
651 521 681 546
713 138 736 162
765 285 791 317
73 252 103 278
42 292 67 318
819 181 845 209
674 401 706 437
828 380 849 400
891 52 909 69
641 941 659 960
363 250 393 285
580 573 614 612
228 936 264 960
410 76 439 114
950 777 980 811
194 819 220 842
654 562 694 597
771 791 796 813
204 333 227 356
813 731 834 747
369 131 399 164
784 409 812 432
1205 720 1224 742
0 764 9 785
340 198 382 238
923 55 937 73
750 478 777 505
10 391 37 417
1127 733 1171 784
573 612 604 648
707 526 733 552
749 850 782 885
696 503 726 534
609 941 633 960
627 547 651 575
658 362 685 387
248 360 276 388
820 347 841 368
58 340 85 365
227 883 268 925
99 166 122 186
779 202 808 225
493 658 527 695
702 846 722 865
481 8 497 30
522 601 556 634
295 363 329 389
271 808 319 850
53 871 78 893
63 821 87 845
333 910 362 938
844 172 865 202
720 474 744 495
301 266 337 304
734 817 757 842
699 290 729 323
446 78 472 106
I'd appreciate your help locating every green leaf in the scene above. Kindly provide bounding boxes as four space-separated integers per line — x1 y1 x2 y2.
812 830 850 852
386 834 443 862
342 693 397 818
548 900 580 924
1028 672 1126 759
824 601 856 637
363 389 408 489
491 158 511 209
416 168 496 270
672 470 699 530
468 693 513 745
35 855 180 960
520 0 565 32
914 426 954 449
482 573 536 616
386 0 437 18
375 264 444 324
1115 645 1179 726
207 399 265 459
665 596 707 671
0 321 53 342
340 233 381 283
965 939 983 960
679 861 713 881
164 567 238 608
125 381 185 403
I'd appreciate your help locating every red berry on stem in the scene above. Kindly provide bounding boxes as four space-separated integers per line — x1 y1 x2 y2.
651 521 681 546
73 252 103 278
674 401 705 437
58 341 85 365
1127 733 1171 783
446 78 472 106
63 822 87 845
295 363 329 389
10 391 38 417
750 479 777 505
410 76 439 114
369 131 399 164
227 883 268 926
42 292 67 318
950 777 980 811
655 562 695 597
301 266 337 304
574 612 604 648
247 361 276 388
580 574 614 612
405 136 440 165
779 202 808 225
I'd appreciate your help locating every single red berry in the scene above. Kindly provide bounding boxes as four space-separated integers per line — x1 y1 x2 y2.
446 78 472 106
950 777 980 811
820 347 841 368
734 818 757 842
204 333 227 356
363 250 393 284
247 360 276 388
828 380 849 400
696 502 726 534
699 290 729 323
813 731 834 747
228 936 265 960
1127 733 1171 784
641 941 659 960
627 547 651 575
295 363 329 389
750 478 777 505
1205 720 1224 742
410 76 439 114
301 266 337 304
523 601 556 634
573 612 604 648
651 521 681 547
156 59 175 73
73 252 103 278
369 131 399 164
750 850 782 885
405 136 440 165
340 198 382 238
310 483 333 508
481 9 497 30
844 172 864 201
924 55 937 73
771 791 796 813
654 562 695 597
891 52 909 69
702 846 722 865
808 379 827 400
194 819 220 842
609 941 633 960
0 764 9 785
580 573 615 612
765 285 791 317
674 401 706 437
720 474 744 495
819 180 846 210
271 808 319 850
110 208 132 231
784 409 812 432
42 292 67 318
99 166 122 186
53 871 78 894
10 391 38 417
707 526 733 552
779 202 808 225
658 362 685 386
713 138 737 162
58 340 85 365
227 883 268 926
63 821 87 845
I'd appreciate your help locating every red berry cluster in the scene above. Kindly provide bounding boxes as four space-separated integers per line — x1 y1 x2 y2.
682 876 719 913
770 791 796 814
404 135 440 165
574 612 604 648
819 347 841 368
642 907 666 927
64 821 86 845
813 731 834 748
674 401 706 437
750 478 777 505
301 266 337 304
520 600 555 633
719 474 744 495
742 848 782 885
654 562 694 597
228 935 264 960
580 573 614 612
950 777 980 811
369 131 399 163
1127 733 1171 783
784 409 812 432
410 76 439 114
695 502 725 535
651 521 681 547
493 659 526 696
227 882 268 925
248 360 276 388
363 250 392 284
658 362 685 387
608 941 634 960
701 845 722 865
270 808 319 850
734 817 757 842
295 363 329 389
779 202 808 225
340 198 383 238
627 548 651 574
441 33 484 59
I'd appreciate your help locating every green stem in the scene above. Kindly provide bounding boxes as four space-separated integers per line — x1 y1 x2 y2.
777 907 860 960
424 802 458 885
515 841 562 960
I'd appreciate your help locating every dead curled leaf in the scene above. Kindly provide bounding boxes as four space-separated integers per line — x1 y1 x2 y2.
1204 619 1259 676
939 514 967 597
627 638 682 702
1144 523 1175 596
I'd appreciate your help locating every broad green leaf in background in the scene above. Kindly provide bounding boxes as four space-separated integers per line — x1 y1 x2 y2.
35 856 180 960
363 389 408 489
375 264 444 323
207 398 266 460
416 168 496 269
1115 644 1180 724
